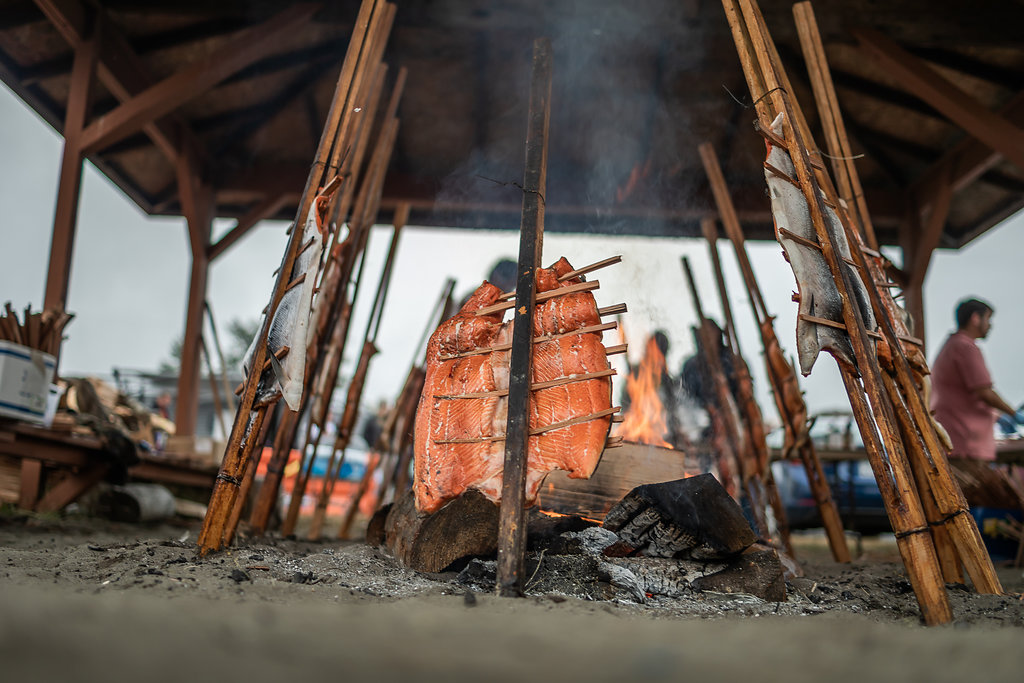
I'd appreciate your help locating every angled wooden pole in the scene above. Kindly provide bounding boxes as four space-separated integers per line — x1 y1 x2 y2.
701 218 794 557
497 38 552 598
197 0 378 555
698 140 849 562
793 1 997 590
724 0 953 623
681 255 770 540
174 144 212 438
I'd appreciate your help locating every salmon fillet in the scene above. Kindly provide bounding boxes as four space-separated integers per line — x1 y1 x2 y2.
413 258 612 514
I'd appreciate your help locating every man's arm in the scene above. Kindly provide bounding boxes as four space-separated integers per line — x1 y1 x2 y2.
974 386 1017 417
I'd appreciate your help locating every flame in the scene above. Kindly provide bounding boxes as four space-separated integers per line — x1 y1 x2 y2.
538 509 603 524
616 336 671 447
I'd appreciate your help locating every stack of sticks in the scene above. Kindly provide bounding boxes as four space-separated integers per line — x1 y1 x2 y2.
0 303 73 356
719 0 1001 625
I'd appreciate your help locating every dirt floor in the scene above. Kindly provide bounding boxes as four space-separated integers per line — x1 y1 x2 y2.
2 509 1023 682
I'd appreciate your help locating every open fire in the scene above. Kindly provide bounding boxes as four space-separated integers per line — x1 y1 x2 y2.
615 335 671 447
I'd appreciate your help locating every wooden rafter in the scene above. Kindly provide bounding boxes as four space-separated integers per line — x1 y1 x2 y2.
854 28 1024 173
207 193 296 262
79 3 319 154
911 89 1024 214
32 0 198 165
43 21 98 314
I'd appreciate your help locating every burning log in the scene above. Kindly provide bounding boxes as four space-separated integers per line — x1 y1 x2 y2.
601 474 756 559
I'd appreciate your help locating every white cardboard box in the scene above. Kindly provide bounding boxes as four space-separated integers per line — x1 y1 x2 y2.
0 341 56 424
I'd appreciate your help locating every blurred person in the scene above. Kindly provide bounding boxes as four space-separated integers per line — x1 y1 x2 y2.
931 298 1019 461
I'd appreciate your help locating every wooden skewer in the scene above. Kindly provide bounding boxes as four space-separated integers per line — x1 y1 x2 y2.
605 343 627 356
233 346 290 395
611 415 624 423
556 255 622 282
605 436 625 448
433 369 616 399
284 272 307 293
433 407 621 444
437 321 617 361
798 313 921 346
777 227 861 269
495 256 622 301
479 280 600 316
598 303 627 316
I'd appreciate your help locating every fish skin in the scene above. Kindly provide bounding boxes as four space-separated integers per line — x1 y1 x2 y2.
764 113 875 376
242 197 330 409
413 260 612 514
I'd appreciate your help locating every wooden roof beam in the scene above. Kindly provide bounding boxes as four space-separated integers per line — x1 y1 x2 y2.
907 46 1024 91
207 193 297 262
33 0 189 164
79 3 320 155
854 28 1024 173
911 89 1024 212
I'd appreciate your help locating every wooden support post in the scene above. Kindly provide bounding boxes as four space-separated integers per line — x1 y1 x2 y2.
18 459 43 511
43 22 100 319
853 27 1024 174
207 193 295 262
497 38 552 598
174 143 212 438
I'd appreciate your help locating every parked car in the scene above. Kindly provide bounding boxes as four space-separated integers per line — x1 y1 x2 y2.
768 411 890 535
772 459 891 535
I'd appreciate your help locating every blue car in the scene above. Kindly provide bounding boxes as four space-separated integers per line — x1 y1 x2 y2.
772 459 891 535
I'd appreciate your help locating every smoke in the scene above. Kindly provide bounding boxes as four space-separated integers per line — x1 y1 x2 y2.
428 0 705 236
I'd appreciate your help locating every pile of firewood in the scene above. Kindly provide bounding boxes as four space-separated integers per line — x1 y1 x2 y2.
0 302 73 355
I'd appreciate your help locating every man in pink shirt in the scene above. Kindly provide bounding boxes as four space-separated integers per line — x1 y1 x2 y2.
931 298 1017 461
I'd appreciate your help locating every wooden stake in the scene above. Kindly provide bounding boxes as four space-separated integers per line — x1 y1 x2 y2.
725 0 952 624
497 38 552 598
197 0 387 556
701 219 795 557
791 1 998 593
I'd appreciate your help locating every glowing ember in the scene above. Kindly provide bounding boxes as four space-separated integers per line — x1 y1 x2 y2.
538 509 603 524
616 336 671 447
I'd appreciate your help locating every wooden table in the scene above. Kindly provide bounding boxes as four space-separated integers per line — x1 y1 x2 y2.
0 421 216 512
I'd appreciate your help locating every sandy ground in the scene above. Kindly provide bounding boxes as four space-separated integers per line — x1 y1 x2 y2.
2 511 1024 682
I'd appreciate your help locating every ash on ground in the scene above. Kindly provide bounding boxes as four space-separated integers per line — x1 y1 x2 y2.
2 511 1022 627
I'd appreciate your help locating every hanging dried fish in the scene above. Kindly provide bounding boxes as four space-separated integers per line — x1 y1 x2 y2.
764 112 875 375
242 187 338 409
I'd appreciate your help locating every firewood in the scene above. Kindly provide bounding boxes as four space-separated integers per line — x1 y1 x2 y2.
601 474 757 560
382 488 500 572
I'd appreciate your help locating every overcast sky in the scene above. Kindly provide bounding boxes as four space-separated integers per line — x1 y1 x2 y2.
2 81 1021 433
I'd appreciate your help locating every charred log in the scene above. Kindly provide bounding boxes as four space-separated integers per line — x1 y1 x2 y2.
382 489 500 572
601 474 757 559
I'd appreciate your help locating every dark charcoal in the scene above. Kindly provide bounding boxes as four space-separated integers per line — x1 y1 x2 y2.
228 569 251 583
602 474 756 559
691 546 786 601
